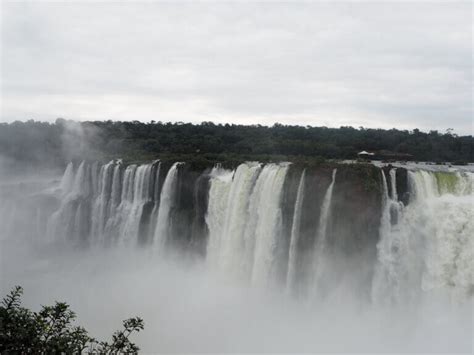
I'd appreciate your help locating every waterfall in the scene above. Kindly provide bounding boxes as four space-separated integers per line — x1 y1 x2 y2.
109 164 123 213
91 161 116 243
209 162 262 276
7 158 473 303
205 163 289 286
46 160 162 247
372 169 473 304
310 168 337 296
315 169 337 249
372 169 404 304
118 164 153 246
150 162 162 219
408 170 473 299
153 162 181 251
47 161 94 243
71 161 91 198
101 164 134 244
389 168 398 201
249 164 289 286
286 169 306 293
206 166 235 268
60 162 74 194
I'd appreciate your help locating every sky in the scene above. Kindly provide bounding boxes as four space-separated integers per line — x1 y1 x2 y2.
1 1 472 134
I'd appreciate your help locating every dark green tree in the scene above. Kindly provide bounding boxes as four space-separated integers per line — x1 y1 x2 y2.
0 286 144 354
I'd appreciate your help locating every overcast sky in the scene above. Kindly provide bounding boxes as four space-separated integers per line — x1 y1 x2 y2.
1 1 472 134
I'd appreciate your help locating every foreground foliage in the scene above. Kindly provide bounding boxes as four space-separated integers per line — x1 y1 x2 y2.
0 286 144 354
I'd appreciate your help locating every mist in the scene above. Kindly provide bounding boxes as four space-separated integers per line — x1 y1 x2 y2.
2 243 471 353
1 161 472 353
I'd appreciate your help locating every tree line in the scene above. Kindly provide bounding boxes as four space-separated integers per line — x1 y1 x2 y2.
0 119 472 169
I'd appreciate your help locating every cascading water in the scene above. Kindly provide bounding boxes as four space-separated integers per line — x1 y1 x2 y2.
46 160 94 244
153 162 181 251
109 163 123 213
206 163 289 286
248 164 289 286
149 162 162 231
44 160 164 248
1 159 472 353
389 168 398 201
205 166 235 268
59 162 74 193
309 168 337 298
372 168 406 304
4 159 473 304
119 164 153 246
206 162 262 276
286 169 306 293
91 161 116 244
372 168 473 304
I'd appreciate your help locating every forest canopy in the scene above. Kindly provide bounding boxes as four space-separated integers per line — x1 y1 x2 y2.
0 119 472 169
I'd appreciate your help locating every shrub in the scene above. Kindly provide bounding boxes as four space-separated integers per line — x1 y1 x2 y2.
0 286 144 354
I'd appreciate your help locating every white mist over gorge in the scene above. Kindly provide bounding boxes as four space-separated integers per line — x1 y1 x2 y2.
1 159 472 353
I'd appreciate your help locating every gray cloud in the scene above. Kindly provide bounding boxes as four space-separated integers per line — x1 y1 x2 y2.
1 1 472 134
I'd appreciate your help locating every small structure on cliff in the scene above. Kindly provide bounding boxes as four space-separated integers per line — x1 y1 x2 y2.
357 151 375 160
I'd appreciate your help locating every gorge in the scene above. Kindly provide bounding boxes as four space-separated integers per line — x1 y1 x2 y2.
0 160 472 352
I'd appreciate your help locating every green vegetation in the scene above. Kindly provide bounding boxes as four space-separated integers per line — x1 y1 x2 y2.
0 286 144 354
0 120 472 169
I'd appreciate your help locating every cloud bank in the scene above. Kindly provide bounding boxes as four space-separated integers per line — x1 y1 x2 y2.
1 1 472 134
